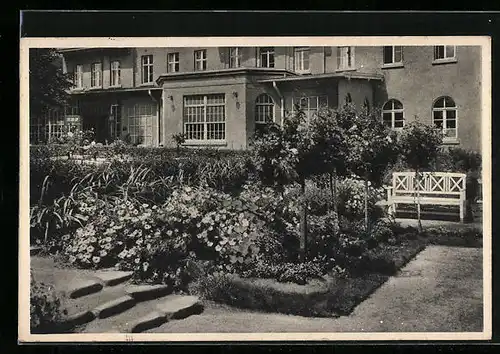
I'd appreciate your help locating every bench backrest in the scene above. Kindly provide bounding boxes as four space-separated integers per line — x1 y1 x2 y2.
392 172 466 196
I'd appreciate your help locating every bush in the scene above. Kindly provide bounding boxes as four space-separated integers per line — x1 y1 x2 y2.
30 274 68 333
337 177 385 221
240 260 331 285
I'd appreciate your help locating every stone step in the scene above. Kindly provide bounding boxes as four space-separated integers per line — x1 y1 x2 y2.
66 278 104 299
80 295 203 333
94 270 134 287
126 284 171 301
92 295 136 319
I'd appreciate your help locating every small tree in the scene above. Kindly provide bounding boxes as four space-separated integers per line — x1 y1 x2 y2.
251 109 324 261
342 104 400 231
399 120 443 231
309 107 350 233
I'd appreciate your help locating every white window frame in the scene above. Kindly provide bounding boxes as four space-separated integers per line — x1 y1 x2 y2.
229 47 242 68
294 47 310 73
183 94 226 141
167 52 180 73
383 46 403 66
258 47 275 68
255 94 275 127
432 96 458 140
382 99 405 130
141 55 154 84
337 46 355 71
110 60 121 87
433 45 457 63
109 104 122 140
194 50 207 71
291 95 328 122
74 64 83 89
90 62 102 88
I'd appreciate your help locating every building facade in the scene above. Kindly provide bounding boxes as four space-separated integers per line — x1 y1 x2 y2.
30 45 482 152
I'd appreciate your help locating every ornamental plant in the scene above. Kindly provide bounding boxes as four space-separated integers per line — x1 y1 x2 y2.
251 109 329 261
341 104 400 231
398 120 443 231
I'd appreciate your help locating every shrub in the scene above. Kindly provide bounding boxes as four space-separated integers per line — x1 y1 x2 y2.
30 274 68 333
240 260 333 285
337 177 385 221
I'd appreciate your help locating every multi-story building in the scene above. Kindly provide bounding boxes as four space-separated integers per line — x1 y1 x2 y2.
30 45 482 152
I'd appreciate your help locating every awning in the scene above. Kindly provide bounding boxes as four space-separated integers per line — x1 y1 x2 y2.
258 71 384 84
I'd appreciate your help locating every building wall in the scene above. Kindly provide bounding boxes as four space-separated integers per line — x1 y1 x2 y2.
161 75 248 150
59 45 483 151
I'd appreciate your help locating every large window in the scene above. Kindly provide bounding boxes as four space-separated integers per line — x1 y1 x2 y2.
337 46 355 70
255 94 275 134
167 52 180 73
74 64 83 89
194 50 207 71
382 99 405 129
292 95 328 121
141 55 154 84
183 94 225 141
383 46 403 65
127 104 155 145
258 47 275 68
294 47 310 73
90 62 102 88
434 45 456 61
433 96 457 139
229 47 242 68
110 61 121 86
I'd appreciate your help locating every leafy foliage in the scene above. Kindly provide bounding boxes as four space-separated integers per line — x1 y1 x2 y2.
29 48 73 117
30 274 68 333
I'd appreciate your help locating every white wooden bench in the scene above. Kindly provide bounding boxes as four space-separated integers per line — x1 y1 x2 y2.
385 172 467 222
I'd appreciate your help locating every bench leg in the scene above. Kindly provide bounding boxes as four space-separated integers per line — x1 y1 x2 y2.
459 202 465 223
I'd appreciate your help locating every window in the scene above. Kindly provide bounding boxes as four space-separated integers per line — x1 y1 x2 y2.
434 46 456 61
90 62 102 88
110 61 121 86
255 94 275 133
363 97 370 113
74 64 83 89
258 47 275 68
183 94 225 141
229 47 242 68
294 47 310 72
337 46 355 70
109 104 122 140
433 96 457 139
167 52 180 73
383 46 403 65
345 93 352 105
194 50 207 71
292 95 328 121
127 103 155 145
382 99 405 129
141 55 154 84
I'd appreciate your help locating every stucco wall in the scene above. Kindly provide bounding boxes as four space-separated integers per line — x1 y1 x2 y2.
161 76 248 150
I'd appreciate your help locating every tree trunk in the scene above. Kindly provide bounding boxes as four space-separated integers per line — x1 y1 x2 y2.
414 169 423 232
329 170 340 234
299 178 308 262
364 176 369 232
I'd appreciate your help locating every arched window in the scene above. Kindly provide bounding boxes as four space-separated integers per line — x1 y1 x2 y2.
432 96 457 139
255 94 275 131
382 99 404 129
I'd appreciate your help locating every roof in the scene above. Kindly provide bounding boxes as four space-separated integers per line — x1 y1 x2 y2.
258 71 384 83
69 86 162 95
156 67 297 85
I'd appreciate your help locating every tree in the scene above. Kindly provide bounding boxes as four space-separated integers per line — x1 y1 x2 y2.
342 104 400 231
309 107 350 234
29 48 73 118
398 120 443 231
251 108 325 262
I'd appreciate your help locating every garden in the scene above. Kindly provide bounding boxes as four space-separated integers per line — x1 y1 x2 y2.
29 104 483 332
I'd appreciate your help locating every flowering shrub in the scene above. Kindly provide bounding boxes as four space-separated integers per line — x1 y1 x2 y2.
30 273 68 333
337 177 385 221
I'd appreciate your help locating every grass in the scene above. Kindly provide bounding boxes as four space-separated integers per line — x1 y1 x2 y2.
189 238 426 317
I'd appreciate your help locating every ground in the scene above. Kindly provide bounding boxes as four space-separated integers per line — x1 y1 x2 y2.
144 245 483 333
